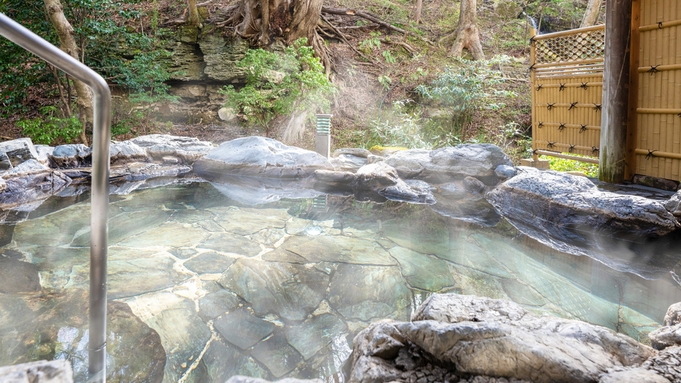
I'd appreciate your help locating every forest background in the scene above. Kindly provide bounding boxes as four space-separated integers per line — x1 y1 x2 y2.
0 0 605 169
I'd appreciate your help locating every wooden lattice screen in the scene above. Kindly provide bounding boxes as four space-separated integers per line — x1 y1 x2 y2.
633 0 681 180
530 25 605 163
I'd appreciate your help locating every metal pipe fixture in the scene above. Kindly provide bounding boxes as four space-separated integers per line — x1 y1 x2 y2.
0 13 111 382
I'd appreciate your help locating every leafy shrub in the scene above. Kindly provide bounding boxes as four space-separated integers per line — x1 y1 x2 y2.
17 106 82 145
220 38 335 132
363 100 429 149
540 154 599 178
416 55 518 147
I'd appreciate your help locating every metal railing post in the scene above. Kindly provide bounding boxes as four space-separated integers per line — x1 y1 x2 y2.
0 13 111 382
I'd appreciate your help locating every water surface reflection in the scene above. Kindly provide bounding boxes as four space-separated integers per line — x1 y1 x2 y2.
0 182 680 382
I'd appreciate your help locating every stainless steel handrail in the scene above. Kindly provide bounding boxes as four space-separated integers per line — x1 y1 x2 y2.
0 13 111 382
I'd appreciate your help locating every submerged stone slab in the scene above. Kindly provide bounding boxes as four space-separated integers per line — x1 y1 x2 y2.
328 264 411 322
250 333 303 378
0 289 165 383
124 291 210 383
199 232 263 257
0 257 40 293
388 246 455 291
279 235 395 265
192 338 267 383
198 290 240 321
285 313 348 360
218 258 329 321
184 251 238 274
213 307 275 350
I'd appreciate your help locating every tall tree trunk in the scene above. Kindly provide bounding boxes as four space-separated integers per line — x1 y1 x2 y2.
581 0 602 27
187 0 202 27
231 0 330 69
451 0 485 60
44 0 91 145
415 0 423 24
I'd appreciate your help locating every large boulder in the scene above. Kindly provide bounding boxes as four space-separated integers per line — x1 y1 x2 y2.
130 134 214 163
347 294 657 383
485 168 681 279
384 145 514 185
0 169 72 210
422 144 513 184
194 137 333 181
0 138 39 170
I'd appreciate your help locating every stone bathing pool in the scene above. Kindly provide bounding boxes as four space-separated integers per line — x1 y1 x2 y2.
1 180 681 382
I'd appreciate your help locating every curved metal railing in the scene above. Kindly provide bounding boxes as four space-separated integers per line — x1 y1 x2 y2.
0 12 111 382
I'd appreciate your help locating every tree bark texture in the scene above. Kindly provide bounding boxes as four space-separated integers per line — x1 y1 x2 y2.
44 0 92 145
232 0 328 68
187 0 202 27
581 0 603 27
415 0 423 24
451 0 485 60
599 0 632 183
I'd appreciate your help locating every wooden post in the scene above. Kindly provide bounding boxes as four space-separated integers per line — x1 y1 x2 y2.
599 0 633 183
625 0 640 180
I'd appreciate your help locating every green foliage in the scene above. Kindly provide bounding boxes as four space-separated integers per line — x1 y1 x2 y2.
416 55 518 146
524 0 588 32
362 100 429 149
0 0 173 118
540 154 599 178
17 106 82 145
220 38 335 131
539 153 598 178
0 0 53 117
359 32 382 53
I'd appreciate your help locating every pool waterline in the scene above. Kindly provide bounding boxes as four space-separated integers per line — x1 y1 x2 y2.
0 181 680 382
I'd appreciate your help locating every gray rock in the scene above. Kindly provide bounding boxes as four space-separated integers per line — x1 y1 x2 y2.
649 323 681 350
50 144 91 168
333 148 371 158
226 375 323 383
0 150 11 171
0 178 5 193
0 360 73 383
384 149 431 179
663 302 681 326
494 164 517 179
641 345 681 382
0 170 71 210
486 169 681 279
130 134 214 163
0 138 39 168
209 177 322 205
353 162 433 203
463 175 487 194
218 107 237 122
194 137 332 181
34 145 54 164
6 159 49 174
330 153 368 172
313 169 356 193
599 368 670 383
348 294 653 383
664 191 681 219
109 141 149 164
422 144 513 184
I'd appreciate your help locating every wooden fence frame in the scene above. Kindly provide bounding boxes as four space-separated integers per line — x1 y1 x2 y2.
529 25 606 165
